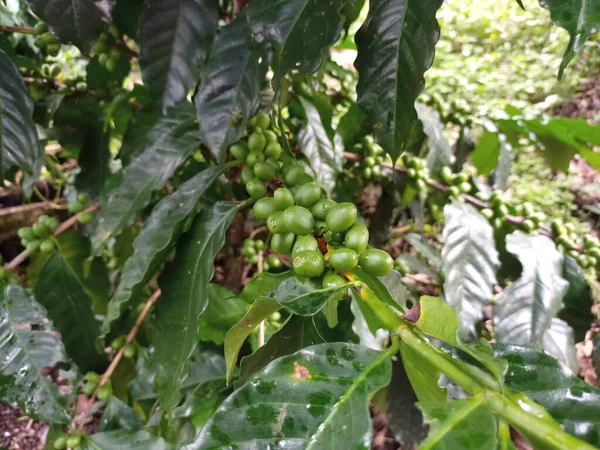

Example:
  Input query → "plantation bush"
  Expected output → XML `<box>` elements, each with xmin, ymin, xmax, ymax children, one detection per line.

<box><xmin>0</xmin><ymin>1</ymin><xmax>600</xmax><ymax>449</ymax></box>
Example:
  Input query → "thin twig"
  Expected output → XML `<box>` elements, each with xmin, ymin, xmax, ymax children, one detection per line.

<box><xmin>82</xmin><ymin>289</ymin><xmax>161</xmax><ymax>426</ymax></box>
<box><xmin>257</xmin><ymin>250</ymin><xmax>265</xmax><ymax>347</ymax></box>
<box><xmin>6</xmin><ymin>202</ymin><xmax>100</xmax><ymax>271</ymax></box>
<box><xmin>249</xmin><ymin>226</ymin><xmax>267</xmax><ymax>239</ymax></box>
<box><xmin>0</xmin><ymin>25</ymin><xmax>35</xmax><ymax>34</ymax></box>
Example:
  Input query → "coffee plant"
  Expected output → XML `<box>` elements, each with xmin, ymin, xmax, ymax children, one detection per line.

<box><xmin>1</xmin><ymin>0</ymin><xmax>600</xmax><ymax>449</ymax></box>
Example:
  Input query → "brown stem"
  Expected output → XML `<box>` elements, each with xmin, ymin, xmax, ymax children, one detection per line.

<box><xmin>6</xmin><ymin>202</ymin><xmax>101</xmax><ymax>271</ymax></box>
<box><xmin>0</xmin><ymin>25</ymin><xmax>35</xmax><ymax>34</ymax></box>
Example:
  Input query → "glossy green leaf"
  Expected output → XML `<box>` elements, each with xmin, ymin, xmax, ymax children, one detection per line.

<box><xmin>388</xmin><ymin>358</ymin><xmax>429</xmax><ymax>448</ymax></box>
<box><xmin>246</xmin><ymin>0</ymin><xmax>345</xmax><ymax>86</ymax></box>
<box><xmin>76</xmin><ymin>122</ymin><xmax>110</xmax><ymax>200</ymax></box>
<box><xmin>36</xmin><ymin>252</ymin><xmax>106</xmax><ymax>372</ymax></box>
<box><xmin>416</xmin><ymin>103</ymin><xmax>454</xmax><ymax>174</ymax></box>
<box><xmin>224</xmin><ymin>296</ymin><xmax>281</xmax><ymax>384</ymax></box>
<box><xmin>94</xmin><ymin>104</ymin><xmax>199</xmax><ymax>246</ymax></box>
<box><xmin>0</xmin><ymin>50</ymin><xmax>43</xmax><ymax>195</ymax></box>
<box><xmin>494</xmin><ymin>344</ymin><xmax>600</xmax><ymax>447</ymax></box>
<box><xmin>102</xmin><ymin>165</ymin><xmax>228</xmax><ymax>336</ymax></box>
<box><xmin>351</xmin><ymin>266</ymin><xmax>403</xmax><ymax>312</ymax></box>
<box><xmin>0</xmin><ymin>285</ymin><xmax>70</xmax><ymax>423</ymax></box>
<box><xmin>240</xmin><ymin>271</ymin><xmax>294</xmax><ymax>304</ymax></box>
<box><xmin>28</xmin><ymin>0</ymin><xmax>111</xmax><ymax>52</ymax></box>
<box><xmin>379</xmin><ymin>270</ymin><xmax>408</xmax><ymax>309</ymax></box>
<box><xmin>560</xmin><ymin>255</ymin><xmax>595</xmax><ymax>341</ymax></box>
<box><xmin>298</xmin><ymin>94</ymin><xmax>342</xmax><ymax>195</ymax></box>
<box><xmin>273</xmin><ymin>276</ymin><xmax>357</xmax><ymax>316</ymax></box>
<box><xmin>198</xmin><ymin>284</ymin><xmax>247</xmax><ymax>344</ymax></box>
<box><xmin>355</xmin><ymin>0</ymin><xmax>443</xmax><ymax>160</ymax></box>
<box><xmin>154</xmin><ymin>201</ymin><xmax>238</xmax><ymax>409</ymax></box>
<box><xmin>179</xmin><ymin>343</ymin><xmax>392</xmax><ymax>450</ymax></box>
<box><xmin>99</xmin><ymin>397</ymin><xmax>144</xmax><ymax>431</ymax></box>
<box><xmin>442</xmin><ymin>203</ymin><xmax>499</xmax><ymax>339</ymax></box>
<box><xmin>495</xmin><ymin>232</ymin><xmax>568</xmax><ymax>349</ymax></box>
<box><xmin>420</xmin><ymin>395</ymin><xmax>497</xmax><ymax>450</ymax></box>
<box><xmin>195</xmin><ymin>15</ymin><xmax>266</xmax><ymax>162</ymax></box>
<box><xmin>240</xmin><ymin>316</ymin><xmax>325</xmax><ymax>379</ymax></box>
<box><xmin>539</xmin><ymin>0</ymin><xmax>600</xmax><ymax>78</ymax></box>
<box><xmin>138</xmin><ymin>0</ymin><xmax>218</xmax><ymax>111</ymax></box>
<box><xmin>337</xmin><ymin>103</ymin><xmax>369</xmax><ymax>151</ymax></box>
<box><xmin>89</xmin><ymin>430</ymin><xmax>169</xmax><ymax>450</ymax></box>
<box><xmin>404</xmin><ymin>233</ymin><xmax>442</xmax><ymax>267</ymax></box>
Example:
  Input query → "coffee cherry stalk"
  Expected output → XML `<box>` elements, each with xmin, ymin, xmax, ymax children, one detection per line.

<box><xmin>233</xmin><ymin>112</ymin><xmax>395</xmax><ymax>295</ymax></box>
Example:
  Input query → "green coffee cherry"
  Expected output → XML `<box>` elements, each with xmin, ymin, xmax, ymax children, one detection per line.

<box><xmin>34</xmin><ymin>22</ymin><xmax>49</xmax><ymax>35</ymax></box>
<box><xmin>266</xmin><ymin>256</ymin><xmax>281</xmax><ymax>268</ymax></box>
<box><xmin>241</xmin><ymin>165</ymin><xmax>255</xmax><ymax>184</ymax></box>
<box><xmin>447</xmin><ymin>186</ymin><xmax>461</xmax><ymax>197</ymax></box>
<box><xmin>254</xmin><ymin>161</ymin><xmax>277</xmax><ymax>181</ymax></box>
<box><xmin>283</xmin><ymin>165</ymin><xmax>305</xmax><ymax>186</ymax></box>
<box><xmin>254</xmin><ymin>239</ymin><xmax>265</xmax><ymax>250</ymax></box>
<box><xmin>322</xmin><ymin>272</ymin><xmax>348</xmax><ymax>301</ymax></box>
<box><xmin>46</xmin><ymin>217</ymin><xmax>60</xmax><ymax>232</ymax></box>
<box><xmin>18</xmin><ymin>227</ymin><xmax>36</xmax><ymax>241</ymax></box>
<box><xmin>522</xmin><ymin>219</ymin><xmax>536</xmax><ymax>232</ymax></box>
<box><xmin>481</xmin><ymin>209</ymin><xmax>494</xmax><ymax>220</ymax></box>
<box><xmin>248</xmin><ymin>132</ymin><xmax>267</xmax><ymax>152</ymax></box>
<box><xmin>264</xmin><ymin>142</ymin><xmax>282</xmax><ymax>159</ymax></box>
<box><xmin>311</xmin><ymin>199</ymin><xmax>337</xmax><ymax>220</ymax></box>
<box><xmin>324</xmin><ymin>230</ymin><xmax>344</xmax><ymax>245</ymax></box>
<box><xmin>33</xmin><ymin>221</ymin><xmax>50</xmax><ymax>238</ymax></box>
<box><xmin>263</xmin><ymin>261</ymin><xmax>271</xmax><ymax>271</ymax></box>
<box><xmin>326</xmin><ymin>203</ymin><xmax>357</xmax><ymax>233</ymax></box>
<box><xmin>246</xmin><ymin>150</ymin><xmax>265</xmax><ymax>167</ymax></box>
<box><xmin>65</xmin><ymin>434</ymin><xmax>82</xmax><ymax>448</ymax></box>
<box><xmin>521</xmin><ymin>202</ymin><xmax>534</xmax><ymax>216</ymax></box>
<box><xmin>53</xmin><ymin>436</ymin><xmax>67</xmax><ymax>450</ymax></box>
<box><xmin>292</xmin><ymin>235</ymin><xmax>319</xmax><ymax>258</ymax></box>
<box><xmin>68</xmin><ymin>201</ymin><xmax>85</xmax><ymax>213</ymax></box>
<box><xmin>230</xmin><ymin>142</ymin><xmax>249</xmax><ymax>160</ymax></box>
<box><xmin>359</xmin><ymin>249</ymin><xmax>393</xmax><ymax>277</ymax></box>
<box><xmin>78</xmin><ymin>212</ymin><xmax>94</xmax><ymax>225</ymax></box>
<box><xmin>273</xmin><ymin>188</ymin><xmax>295</xmax><ymax>210</ymax></box>
<box><xmin>394</xmin><ymin>259</ymin><xmax>409</xmax><ymax>275</ymax></box>
<box><xmin>124</xmin><ymin>343</ymin><xmax>136</xmax><ymax>358</ymax></box>
<box><xmin>246</xmin><ymin>178</ymin><xmax>268</xmax><ymax>199</ymax></box>
<box><xmin>40</xmin><ymin>239</ymin><xmax>55</xmax><ymax>253</ymax></box>
<box><xmin>294</xmin><ymin>182</ymin><xmax>321</xmax><ymax>207</ymax></box>
<box><xmin>272</xmin><ymin>232</ymin><xmax>296</xmax><ymax>254</ymax></box>
<box><xmin>242</xmin><ymin>245</ymin><xmax>257</xmax><ymax>257</ymax></box>
<box><xmin>264</xmin><ymin>130</ymin><xmax>278</xmax><ymax>144</ymax></box>
<box><xmin>265</xmin><ymin>158</ymin><xmax>280</xmax><ymax>170</ymax></box>
<box><xmin>293</xmin><ymin>250</ymin><xmax>325</xmax><ymax>278</ymax></box>
<box><xmin>267</xmin><ymin>211</ymin><xmax>287</xmax><ymax>234</ymax></box>
<box><xmin>110</xmin><ymin>336</ymin><xmax>125</xmax><ymax>350</ymax></box>
<box><xmin>26</xmin><ymin>240</ymin><xmax>42</xmax><ymax>254</ymax></box>
<box><xmin>97</xmin><ymin>384</ymin><xmax>112</xmax><ymax>401</ymax></box>
<box><xmin>282</xmin><ymin>206</ymin><xmax>314</xmax><ymax>235</ymax></box>
<box><xmin>86</xmin><ymin>371</ymin><xmax>101</xmax><ymax>384</ymax></box>
<box><xmin>248</xmin><ymin>254</ymin><xmax>259</xmax><ymax>264</ymax></box>
<box><xmin>459</xmin><ymin>182</ymin><xmax>471</xmax><ymax>193</ymax></box>
<box><xmin>253</xmin><ymin>198</ymin><xmax>279</xmax><ymax>219</ymax></box>
<box><xmin>82</xmin><ymin>381</ymin><xmax>96</xmax><ymax>396</ymax></box>
<box><xmin>329</xmin><ymin>248</ymin><xmax>358</xmax><ymax>271</ymax></box>
<box><xmin>254</xmin><ymin>112</ymin><xmax>271</xmax><ymax>131</ymax></box>
<box><xmin>440</xmin><ymin>166</ymin><xmax>454</xmax><ymax>183</ymax></box>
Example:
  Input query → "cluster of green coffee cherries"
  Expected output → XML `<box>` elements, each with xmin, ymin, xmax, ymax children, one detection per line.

<box><xmin>91</xmin><ymin>25</ymin><xmax>122</xmax><ymax>72</ymax></box>
<box><xmin>81</xmin><ymin>371</ymin><xmax>112</xmax><ymax>399</ymax></box>
<box><xmin>231</xmin><ymin>113</ymin><xmax>395</xmax><ymax>289</ymax></box>
<box><xmin>32</xmin><ymin>22</ymin><xmax>61</xmax><ymax>56</ymax></box>
<box><xmin>241</xmin><ymin>239</ymin><xmax>282</xmax><ymax>272</ymax></box>
<box><xmin>110</xmin><ymin>335</ymin><xmax>137</xmax><ymax>358</ymax></box>
<box><xmin>52</xmin><ymin>430</ymin><xmax>83</xmax><ymax>450</ymax></box>
<box><xmin>439</xmin><ymin>166</ymin><xmax>473</xmax><ymax>197</ymax></box>
<box><xmin>17</xmin><ymin>215</ymin><xmax>60</xmax><ymax>255</ymax></box>
<box><xmin>351</xmin><ymin>136</ymin><xmax>388</xmax><ymax>181</ymax></box>
<box><xmin>553</xmin><ymin>221</ymin><xmax>600</xmax><ymax>269</ymax></box>
<box><xmin>68</xmin><ymin>193</ymin><xmax>95</xmax><ymax>224</ymax></box>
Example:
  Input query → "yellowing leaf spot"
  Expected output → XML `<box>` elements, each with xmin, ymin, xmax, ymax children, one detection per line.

<box><xmin>293</xmin><ymin>361</ymin><xmax>311</xmax><ymax>380</ymax></box>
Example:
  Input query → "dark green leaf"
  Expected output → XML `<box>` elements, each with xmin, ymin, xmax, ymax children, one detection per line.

<box><xmin>0</xmin><ymin>285</ymin><xmax>70</xmax><ymax>423</ymax></box>
<box><xmin>89</xmin><ymin>430</ymin><xmax>169</xmax><ymax>450</ymax></box>
<box><xmin>355</xmin><ymin>0</ymin><xmax>443</xmax><ymax>160</ymax></box>
<box><xmin>224</xmin><ymin>296</ymin><xmax>281</xmax><ymax>384</ymax></box>
<box><xmin>240</xmin><ymin>315</ymin><xmax>325</xmax><ymax>379</ymax></box>
<box><xmin>112</xmin><ymin>0</ymin><xmax>142</xmax><ymax>38</ymax></box>
<box><xmin>387</xmin><ymin>357</ymin><xmax>428</xmax><ymax>448</ymax></box>
<box><xmin>240</xmin><ymin>271</ymin><xmax>293</xmax><ymax>304</ymax></box>
<box><xmin>273</xmin><ymin>276</ymin><xmax>357</xmax><ymax>316</ymax></box>
<box><xmin>495</xmin><ymin>232</ymin><xmax>568</xmax><ymax>350</ymax></box>
<box><xmin>0</xmin><ymin>50</ymin><xmax>43</xmax><ymax>195</ymax></box>
<box><xmin>337</xmin><ymin>103</ymin><xmax>369</xmax><ymax>150</ymax></box>
<box><xmin>36</xmin><ymin>252</ymin><xmax>106</xmax><ymax>372</ymax></box>
<box><xmin>119</xmin><ymin>108</ymin><xmax>161</xmax><ymax>166</ymax></box>
<box><xmin>195</xmin><ymin>16</ymin><xmax>266</xmax><ymax>162</ymax></box>
<box><xmin>198</xmin><ymin>284</ymin><xmax>247</xmax><ymax>344</ymax></box>
<box><xmin>442</xmin><ymin>203</ymin><xmax>499</xmax><ymax>339</ymax></box>
<box><xmin>420</xmin><ymin>395</ymin><xmax>497</xmax><ymax>450</ymax></box>
<box><xmin>179</xmin><ymin>343</ymin><xmax>392</xmax><ymax>450</ymax></box>
<box><xmin>539</xmin><ymin>0</ymin><xmax>600</xmax><ymax>78</ymax></box>
<box><xmin>99</xmin><ymin>397</ymin><xmax>143</xmax><ymax>431</ymax></box>
<box><xmin>102</xmin><ymin>165</ymin><xmax>228</xmax><ymax>336</ymax></box>
<box><xmin>154</xmin><ymin>201</ymin><xmax>238</xmax><ymax>409</ymax></box>
<box><xmin>298</xmin><ymin>94</ymin><xmax>342</xmax><ymax>195</ymax></box>
<box><xmin>76</xmin><ymin>122</ymin><xmax>110</xmax><ymax>200</ymax></box>
<box><xmin>138</xmin><ymin>0</ymin><xmax>218</xmax><ymax>110</ymax></box>
<box><xmin>560</xmin><ymin>255</ymin><xmax>594</xmax><ymax>342</ymax></box>
<box><xmin>494</xmin><ymin>343</ymin><xmax>600</xmax><ymax>447</ymax></box>
<box><xmin>416</xmin><ymin>103</ymin><xmax>454</xmax><ymax>174</ymax></box>
<box><xmin>28</xmin><ymin>0</ymin><xmax>111</xmax><ymax>52</ymax></box>
<box><xmin>404</xmin><ymin>233</ymin><xmax>442</xmax><ymax>267</ymax></box>
<box><xmin>246</xmin><ymin>0</ymin><xmax>345</xmax><ymax>86</ymax></box>
<box><xmin>93</xmin><ymin>104</ymin><xmax>199</xmax><ymax>246</ymax></box>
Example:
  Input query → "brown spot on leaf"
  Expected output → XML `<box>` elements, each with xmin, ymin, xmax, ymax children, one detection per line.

<box><xmin>293</xmin><ymin>361</ymin><xmax>311</xmax><ymax>380</ymax></box>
